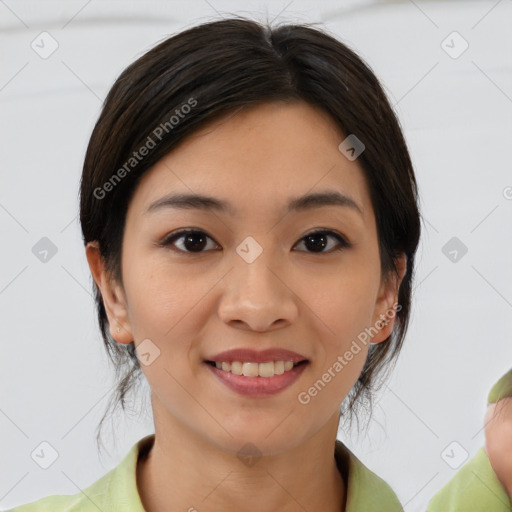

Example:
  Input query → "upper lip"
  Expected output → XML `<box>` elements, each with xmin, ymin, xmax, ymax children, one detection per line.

<box><xmin>206</xmin><ymin>348</ymin><xmax>309</xmax><ymax>364</ymax></box>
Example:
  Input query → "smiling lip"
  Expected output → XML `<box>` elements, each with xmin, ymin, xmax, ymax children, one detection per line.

<box><xmin>206</xmin><ymin>348</ymin><xmax>308</xmax><ymax>364</ymax></box>
<box><xmin>206</xmin><ymin>361</ymin><xmax>308</xmax><ymax>397</ymax></box>
<box><xmin>204</xmin><ymin>348</ymin><xmax>309</xmax><ymax>397</ymax></box>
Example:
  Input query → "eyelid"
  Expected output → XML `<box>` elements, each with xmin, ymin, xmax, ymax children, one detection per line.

<box><xmin>158</xmin><ymin>228</ymin><xmax>220</xmax><ymax>251</ymax></box>
<box><xmin>296</xmin><ymin>228</ymin><xmax>351</xmax><ymax>253</ymax></box>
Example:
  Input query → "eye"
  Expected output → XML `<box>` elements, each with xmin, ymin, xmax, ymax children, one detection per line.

<box><xmin>293</xmin><ymin>229</ymin><xmax>351</xmax><ymax>254</ymax></box>
<box><xmin>159</xmin><ymin>228</ymin><xmax>350</xmax><ymax>255</ymax></box>
<box><xmin>159</xmin><ymin>229</ymin><xmax>220</xmax><ymax>253</ymax></box>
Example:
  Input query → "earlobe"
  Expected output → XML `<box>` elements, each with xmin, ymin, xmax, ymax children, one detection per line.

<box><xmin>370</xmin><ymin>314</ymin><xmax>394</xmax><ymax>345</ymax></box>
<box><xmin>85</xmin><ymin>241</ymin><xmax>133</xmax><ymax>344</ymax></box>
<box><xmin>370</xmin><ymin>253</ymin><xmax>407</xmax><ymax>344</ymax></box>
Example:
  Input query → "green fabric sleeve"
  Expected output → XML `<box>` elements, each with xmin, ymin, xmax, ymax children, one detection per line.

<box><xmin>427</xmin><ymin>447</ymin><xmax>512</xmax><ymax>511</ymax></box>
<box><xmin>428</xmin><ymin>368</ymin><xmax>512</xmax><ymax>511</ymax></box>
<box><xmin>488</xmin><ymin>368</ymin><xmax>512</xmax><ymax>404</ymax></box>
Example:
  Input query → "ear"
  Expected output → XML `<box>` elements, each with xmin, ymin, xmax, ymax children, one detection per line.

<box><xmin>85</xmin><ymin>241</ymin><xmax>133</xmax><ymax>344</ymax></box>
<box><xmin>369</xmin><ymin>253</ymin><xmax>407</xmax><ymax>344</ymax></box>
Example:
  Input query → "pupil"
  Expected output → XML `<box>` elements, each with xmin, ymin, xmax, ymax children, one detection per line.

<box><xmin>306</xmin><ymin>233</ymin><xmax>326</xmax><ymax>252</ymax></box>
<box><xmin>185</xmin><ymin>233</ymin><xmax>206</xmax><ymax>251</ymax></box>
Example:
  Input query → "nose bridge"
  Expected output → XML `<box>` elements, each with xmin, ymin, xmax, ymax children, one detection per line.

<box><xmin>218</xmin><ymin>235</ymin><xmax>296</xmax><ymax>330</ymax></box>
<box><xmin>233</xmin><ymin>236</ymin><xmax>281</xmax><ymax>299</ymax></box>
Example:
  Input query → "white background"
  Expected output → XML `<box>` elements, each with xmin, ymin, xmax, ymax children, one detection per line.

<box><xmin>1</xmin><ymin>1</ymin><xmax>511</xmax><ymax>511</ymax></box>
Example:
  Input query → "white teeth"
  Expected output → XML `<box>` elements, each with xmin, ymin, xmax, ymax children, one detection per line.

<box><xmin>274</xmin><ymin>361</ymin><xmax>285</xmax><ymax>375</ymax></box>
<box><xmin>258</xmin><ymin>361</ymin><xmax>274</xmax><ymax>378</ymax></box>
<box><xmin>230</xmin><ymin>361</ymin><xmax>243</xmax><ymax>375</ymax></box>
<box><xmin>212</xmin><ymin>360</ymin><xmax>301</xmax><ymax>377</ymax></box>
<box><xmin>242</xmin><ymin>362</ymin><xmax>259</xmax><ymax>377</ymax></box>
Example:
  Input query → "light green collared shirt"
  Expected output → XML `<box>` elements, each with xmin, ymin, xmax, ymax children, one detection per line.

<box><xmin>6</xmin><ymin>433</ymin><xmax>403</xmax><ymax>511</ymax></box>
<box><xmin>428</xmin><ymin>446</ymin><xmax>512</xmax><ymax>511</ymax></box>
<box><xmin>7</xmin><ymin>433</ymin><xmax>511</xmax><ymax>511</ymax></box>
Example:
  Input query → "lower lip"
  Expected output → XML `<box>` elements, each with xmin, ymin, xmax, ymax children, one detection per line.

<box><xmin>205</xmin><ymin>362</ymin><xmax>308</xmax><ymax>397</ymax></box>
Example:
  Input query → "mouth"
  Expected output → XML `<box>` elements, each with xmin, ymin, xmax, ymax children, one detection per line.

<box><xmin>205</xmin><ymin>359</ymin><xmax>309</xmax><ymax>378</ymax></box>
<box><xmin>203</xmin><ymin>348</ymin><xmax>310</xmax><ymax>397</ymax></box>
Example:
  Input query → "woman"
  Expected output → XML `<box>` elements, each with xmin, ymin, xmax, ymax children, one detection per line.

<box><xmin>6</xmin><ymin>17</ymin><xmax>510</xmax><ymax>512</ymax></box>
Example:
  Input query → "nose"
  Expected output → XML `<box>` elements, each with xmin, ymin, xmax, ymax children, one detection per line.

<box><xmin>218</xmin><ymin>249</ymin><xmax>298</xmax><ymax>332</ymax></box>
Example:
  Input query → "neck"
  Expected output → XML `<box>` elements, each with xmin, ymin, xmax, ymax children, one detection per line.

<box><xmin>137</xmin><ymin>414</ymin><xmax>347</xmax><ymax>512</ymax></box>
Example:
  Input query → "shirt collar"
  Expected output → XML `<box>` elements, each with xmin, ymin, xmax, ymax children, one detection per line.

<box><xmin>100</xmin><ymin>434</ymin><xmax>400</xmax><ymax>511</ymax></box>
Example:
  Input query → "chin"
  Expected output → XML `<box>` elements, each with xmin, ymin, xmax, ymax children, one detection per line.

<box><xmin>205</xmin><ymin>421</ymin><xmax>312</xmax><ymax>458</ymax></box>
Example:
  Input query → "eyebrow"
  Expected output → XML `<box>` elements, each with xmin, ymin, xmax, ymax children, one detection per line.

<box><xmin>145</xmin><ymin>190</ymin><xmax>363</xmax><ymax>217</ymax></box>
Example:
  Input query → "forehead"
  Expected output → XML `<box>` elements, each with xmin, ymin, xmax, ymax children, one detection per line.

<box><xmin>128</xmin><ymin>101</ymin><xmax>373</xmax><ymax>224</ymax></box>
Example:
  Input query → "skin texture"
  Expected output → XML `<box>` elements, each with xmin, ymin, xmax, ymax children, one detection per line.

<box><xmin>86</xmin><ymin>100</ymin><xmax>407</xmax><ymax>512</ymax></box>
<box><xmin>484</xmin><ymin>397</ymin><xmax>512</xmax><ymax>497</ymax></box>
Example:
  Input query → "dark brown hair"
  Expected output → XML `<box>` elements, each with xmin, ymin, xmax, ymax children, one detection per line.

<box><xmin>79</xmin><ymin>16</ymin><xmax>422</xmax><ymax>453</ymax></box>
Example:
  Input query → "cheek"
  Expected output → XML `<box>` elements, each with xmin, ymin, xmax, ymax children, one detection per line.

<box><xmin>124</xmin><ymin>254</ymin><xmax>200</xmax><ymax>336</ymax></box>
<box><xmin>299</xmin><ymin>266</ymin><xmax>379</xmax><ymax>342</ymax></box>
<box><xmin>123</xmin><ymin>259</ymin><xmax>218</xmax><ymax>374</ymax></box>
<box><xmin>295</xmin><ymin>263</ymin><xmax>377</xmax><ymax>396</ymax></box>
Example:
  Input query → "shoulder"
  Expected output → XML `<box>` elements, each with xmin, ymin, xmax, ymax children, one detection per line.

<box><xmin>335</xmin><ymin>440</ymin><xmax>402</xmax><ymax>511</ymax></box>
<box><xmin>428</xmin><ymin>447</ymin><xmax>512</xmax><ymax>512</ymax></box>
<box><xmin>4</xmin><ymin>435</ymin><xmax>154</xmax><ymax>512</ymax></box>
<box><xmin>3</xmin><ymin>493</ymin><xmax>93</xmax><ymax>512</ymax></box>
<box><xmin>4</xmin><ymin>468</ymin><xmax>116</xmax><ymax>512</ymax></box>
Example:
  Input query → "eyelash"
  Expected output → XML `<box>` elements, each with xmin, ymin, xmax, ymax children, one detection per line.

<box><xmin>158</xmin><ymin>228</ymin><xmax>351</xmax><ymax>255</ymax></box>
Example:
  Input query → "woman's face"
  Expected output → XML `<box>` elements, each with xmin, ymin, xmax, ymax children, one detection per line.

<box><xmin>88</xmin><ymin>100</ymin><xmax>405</xmax><ymax>455</ymax></box>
